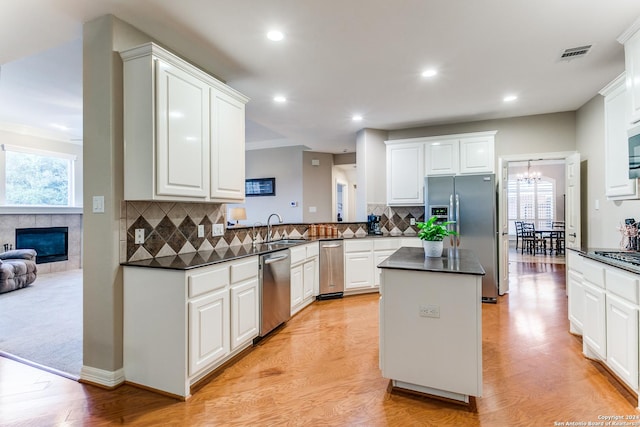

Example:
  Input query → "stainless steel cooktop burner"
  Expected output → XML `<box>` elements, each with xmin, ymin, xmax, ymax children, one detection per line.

<box><xmin>594</xmin><ymin>251</ymin><xmax>640</xmax><ymax>266</ymax></box>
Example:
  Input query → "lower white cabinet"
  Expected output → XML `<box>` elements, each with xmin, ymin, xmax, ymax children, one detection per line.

<box><xmin>290</xmin><ymin>242</ymin><xmax>319</xmax><ymax>315</ymax></box>
<box><xmin>230</xmin><ymin>277</ymin><xmax>259</xmax><ymax>351</ymax></box>
<box><xmin>189</xmin><ymin>285</ymin><xmax>229</xmax><ymax>376</ymax></box>
<box><xmin>123</xmin><ymin>255</ymin><xmax>259</xmax><ymax>398</ymax></box>
<box><xmin>582</xmin><ymin>280</ymin><xmax>607</xmax><ymax>359</ymax></box>
<box><xmin>606</xmin><ymin>293</ymin><xmax>639</xmax><ymax>390</ymax></box>
<box><xmin>344</xmin><ymin>238</ymin><xmax>418</xmax><ymax>294</ymax></box>
<box><xmin>567</xmin><ymin>251</ymin><xmax>640</xmax><ymax>397</ymax></box>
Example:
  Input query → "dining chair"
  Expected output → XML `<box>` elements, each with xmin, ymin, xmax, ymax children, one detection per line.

<box><xmin>514</xmin><ymin>221</ymin><xmax>524</xmax><ymax>250</ymax></box>
<box><xmin>521</xmin><ymin>222</ymin><xmax>547</xmax><ymax>255</ymax></box>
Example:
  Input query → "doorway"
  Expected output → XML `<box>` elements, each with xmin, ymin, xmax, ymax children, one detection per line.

<box><xmin>507</xmin><ymin>159</ymin><xmax>567</xmax><ymax>265</ymax></box>
<box><xmin>333</xmin><ymin>164</ymin><xmax>357</xmax><ymax>222</ymax></box>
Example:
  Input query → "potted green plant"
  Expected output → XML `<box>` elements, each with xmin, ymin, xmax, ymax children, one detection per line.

<box><xmin>416</xmin><ymin>216</ymin><xmax>458</xmax><ymax>257</ymax></box>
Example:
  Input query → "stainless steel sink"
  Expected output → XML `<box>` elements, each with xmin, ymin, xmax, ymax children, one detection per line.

<box><xmin>266</xmin><ymin>239</ymin><xmax>306</xmax><ymax>246</ymax></box>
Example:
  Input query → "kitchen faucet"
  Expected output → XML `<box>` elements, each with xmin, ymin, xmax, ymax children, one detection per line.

<box><xmin>266</xmin><ymin>213</ymin><xmax>283</xmax><ymax>242</ymax></box>
<box><xmin>252</xmin><ymin>222</ymin><xmax>262</xmax><ymax>247</ymax></box>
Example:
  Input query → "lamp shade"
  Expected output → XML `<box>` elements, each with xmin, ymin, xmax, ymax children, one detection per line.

<box><xmin>229</xmin><ymin>207</ymin><xmax>247</xmax><ymax>223</ymax></box>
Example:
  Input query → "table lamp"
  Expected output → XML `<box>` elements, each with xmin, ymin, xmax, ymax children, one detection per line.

<box><xmin>229</xmin><ymin>207</ymin><xmax>247</xmax><ymax>225</ymax></box>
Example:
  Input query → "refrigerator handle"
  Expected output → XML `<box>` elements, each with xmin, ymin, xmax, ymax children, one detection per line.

<box><xmin>449</xmin><ymin>194</ymin><xmax>455</xmax><ymax>246</ymax></box>
<box><xmin>455</xmin><ymin>193</ymin><xmax>461</xmax><ymax>247</ymax></box>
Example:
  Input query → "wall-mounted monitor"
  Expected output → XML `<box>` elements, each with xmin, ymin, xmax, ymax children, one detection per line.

<box><xmin>245</xmin><ymin>177</ymin><xmax>276</xmax><ymax>197</ymax></box>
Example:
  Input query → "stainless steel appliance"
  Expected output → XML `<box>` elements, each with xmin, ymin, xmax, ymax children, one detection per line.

<box><xmin>318</xmin><ymin>240</ymin><xmax>344</xmax><ymax>299</ymax></box>
<box><xmin>593</xmin><ymin>251</ymin><xmax>640</xmax><ymax>267</ymax></box>
<box><xmin>628</xmin><ymin>122</ymin><xmax>640</xmax><ymax>179</ymax></box>
<box><xmin>259</xmin><ymin>249</ymin><xmax>291</xmax><ymax>337</ymax></box>
<box><xmin>367</xmin><ymin>214</ymin><xmax>382</xmax><ymax>235</ymax></box>
<box><xmin>425</xmin><ymin>174</ymin><xmax>498</xmax><ymax>303</ymax></box>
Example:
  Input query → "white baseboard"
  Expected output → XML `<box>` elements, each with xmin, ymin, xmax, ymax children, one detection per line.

<box><xmin>80</xmin><ymin>365</ymin><xmax>125</xmax><ymax>388</ymax></box>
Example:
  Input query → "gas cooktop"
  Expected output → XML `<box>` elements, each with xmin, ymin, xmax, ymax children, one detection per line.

<box><xmin>593</xmin><ymin>251</ymin><xmax>640</xmax><ymax>266</ymax></box>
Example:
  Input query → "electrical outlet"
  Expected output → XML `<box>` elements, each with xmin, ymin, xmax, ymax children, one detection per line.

<box><xmin>197</xmin><ymin>224</ymin><xmax>205</xmax><ymax>238</ymax></box>
<box><xmin>212</xmin><ymin>224</ymin><xmax>224</xmax><ymax>236</ymax></box>
<box><xmin>410</xmin><ymin>218</ymin><xmax>416</xmax><ymax>225</ymax></box>
<box><xmin>135</xmin><ymin>229</ymin><xmax>145</xmax><ymax>244</ymax></box>
<box><xmin>419</xmin><ymin>304</ymin><xmax>440</xmax><ymax>318</ymax></box>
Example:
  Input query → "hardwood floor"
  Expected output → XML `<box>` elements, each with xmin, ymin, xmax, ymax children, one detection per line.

<box><xmin>1</xmin><ymin>262</ymin><xmax>637</xmax><ymax>426</ymax></box>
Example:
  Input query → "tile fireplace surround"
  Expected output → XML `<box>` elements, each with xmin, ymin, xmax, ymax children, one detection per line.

<box><xmin>122</xmin><ymin>201</ymin><xmax>425</xmax><ymax>263</ymax></box>
<box><xmin>0</xmin><ymin>214</ymin><xmax>82</xmax><ymax>273</ymax></box>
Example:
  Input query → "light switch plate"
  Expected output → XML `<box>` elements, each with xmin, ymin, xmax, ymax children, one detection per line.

<box><xmin>212</xmin><ymin>224</ymin><xmax>224</xmax><ymax>236</ymax></box>
<box><xmin>92</xmin><ymin>196</ymin><xmax>104</xmax><ymax>214</ymax></box>
<box><xmin>197</xmin><ymin>224</ymin><xmax>205</xmax><ymax>238</ymax></box>
<box><xmin>410</xmin><ymin>218</ymin><xmax>416</xmax><ymax>225</ymax></box>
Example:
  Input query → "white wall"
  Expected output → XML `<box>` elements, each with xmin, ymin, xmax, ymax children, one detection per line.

<box><xmin>576</xmin><ymin>94</ymin><xmax>640</xmax><ymax>248</ymax></box>
<box><xmin>233</xmin><ymin>146</ymin><xmax>305</xmax><ymax>225</ymax></box>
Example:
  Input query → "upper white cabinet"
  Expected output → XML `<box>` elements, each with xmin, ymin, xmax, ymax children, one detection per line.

<box><xmin>386</xmin><ymin>141</ymin><xmax>424</xmax><ymax>205</ymax></box>
<box><xmin>600</xmin><ymin>74</ymin><xmax>639</xmax><ymax>200</ymax></box>
<box><xmin>120</xmin><ymin>43</ymin><xmax>249</xmax><ymax>202</ymax></box>
<box><xmin>425</xmin><ymin>132</ymin><xmax>496</xmax><ymax>175</ymax></box>
<box><xmin>619</xmin><ymin>18</ymin><xmax>640</xmax><ymax>125</ymax></box>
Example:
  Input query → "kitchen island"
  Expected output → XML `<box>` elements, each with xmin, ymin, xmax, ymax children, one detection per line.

<box><xmin>378</xmin><ymin>247</ymin><xmax>484</xmax><ymax>408</ymax></box>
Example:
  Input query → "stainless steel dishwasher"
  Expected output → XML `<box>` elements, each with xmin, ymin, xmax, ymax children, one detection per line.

<box><xmin>318</xmin><ymin>239</ymin><xmax>344</xmax><ymax>299</ymax></box>
<box><xmin>259</xmin><ymin>249</ymin><xmax>291</xmax><ymax>338</ymax></box>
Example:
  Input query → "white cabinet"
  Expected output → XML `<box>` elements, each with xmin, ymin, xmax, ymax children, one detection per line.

<box><xmin>459</xmin><ymin>135</ymin><xmax>495</xmax><ymax>174</ymax></box>
<box><xmin>123</xmin><ymin>256</ymin><xmax>259</xmax><ymax>398</ymax></box>
<box><xmin>189</xmin><ymin>286</ymin><xmax>229</xmax><ymax>376</ymax></box>
<box><xmin>620</xmin><ymin>18</ymin><xmax>640</xmax><ymax>125</ymax></box>
<box><xmin>290</xmin><ymin>264</ymin><xmax>303</xmax><ymax>310</ymax></box>
<box><xmin>425</xmin><ymin>140</ymin><xmax>458</xmax><ymax>175</ymax></box>
<box><xmin>582</xmin><ymin>280</ymin><xmax>607</xmax><ymax>359</ymax></box>
<box><xmin>344</xmin><ymin>240</ymin><xmax>375</xmax><ymax>292</ymax></box>
<box><xmin>386</xmin><ymin>141</ymin><xmax>424</xmax><ymax>206</ymax></box>
<box><xmin>120</xmin><ymin>42</ymin><xmax>249</xmax><ymax>202</ymax></box>
<box><xmin>290</xmin><ymin>242</ymin><xmax>319</xmax><ymax>315</ymax></box>
<box><xmin>567</xmin><ymin>250</ymin><xmax>584</xmax><ymax>335</ymax></box>
<box><xmin>344</xmin><ymin>238</ymin><xmax>408</xmax><ymax>293</ymax></box>
<box><xmin>229</xmin><ymin>259</ymin><xmax>259</xmax><ymax>352</ymax></box>
<box><xmin>600</xmin><ymin>74</ymin><xmax>639</xmax><ymax>200</ymax></box>
<box><xmin>424</xmin><ymin>132</ymin><xmax>496</xmax><ymax>176</ymax></box>
<box><xmin>606</xmin><ymin>293</ymin><xmax>639</xmax><ymax>390</ymax></box>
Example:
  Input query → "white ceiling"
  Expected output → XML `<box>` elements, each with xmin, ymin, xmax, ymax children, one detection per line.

<box><xmin>1</xmin><ymin>1</ymin><xmax>640</xmax><ymax>153</ymax></box>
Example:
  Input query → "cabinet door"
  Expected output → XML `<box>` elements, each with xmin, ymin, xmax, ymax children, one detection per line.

<box><xmin>583</xmin><ymin>281</ymin><xmax>607</xmax><ymax>359</ymax></box>
<box><xmin>303</xmin><ymin>260</ymin><xmax>316</xmax><ymax>300</ymax></box>
<box><xmin>291</xmin><ymin>264</ymin><xmax>303</xmax><ymax>313</ymax></box>
<box><xmin>567</xmin><ymin>270</ymin><xmax>585</xmax><ymax>334</ymax></box>
<box><xmin>188</xmin><ymin>287</ymin><xmax>229</xmax><ymax>376</ymax></box>
<box><xmin>603</xmin><ymin>75</ymin><xmax>638</xmax><ymax>199</ymax></box>
<box><xmin>210</xmin><ymin>89</ymin><xmax>246</xmax><ymax>201</ymax></box>
<box><xmin>374</xmin><ymin>250</ymin><xmax>395</xmax><ymax>287</ymax></box>
<box><xmin>606</xmin><ymin>294</ymin><xmax>639</xmax><ymax>390</ymax></box>
<box><xmin>345</xmin><ymin>252</ymin><xmax>374</xmax><ymax>290</ymax></box>
<box><xmin>156</xmin><ymin>59</ymin><xmax>210</xmax><ymax>198</ymax></box>
<box><xmin>459</xmin><ymin>136</ymin><xmax>494</xmax><ymax>174</ymax></box>
<box><xmin>425</xmin><ymin>140</ymin><xmax>459</xmax><ymax>175</ymax></box>
<box><xmin>230</xmin><ymin>278</ymin><xmax>259</xmax><ymax>351</ymax></box>
<box><xmin>625</xmin><ymin>30</ymin><xmax>640</xmax><ymax>125</ymax></box>
<box><xmin>386</xmin><ymin>142</ymin><xmax>424</xmax><ymax>205</ymax></box>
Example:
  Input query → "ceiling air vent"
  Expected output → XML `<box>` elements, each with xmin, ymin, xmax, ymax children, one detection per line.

<box><xmin>559</xmin><ymin>45</ymin><xmax>592</xmax><ymax>61</ymax></box>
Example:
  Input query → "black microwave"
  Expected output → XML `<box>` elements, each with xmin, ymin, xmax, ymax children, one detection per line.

<box><xmin>629</xmin><ymin>123</ymin><xmax>640</xmax><ymax>179</ymax></box>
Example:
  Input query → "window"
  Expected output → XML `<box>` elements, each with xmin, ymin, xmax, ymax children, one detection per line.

<box><xmin>508</xmin><ymin>177</ymin><xmax>555</xmax><ymax>234</ymax></box>
<box><xmin>2</xmin><ymin>144</ymin><xmax>76</xmax><ymax>207</ymax></box>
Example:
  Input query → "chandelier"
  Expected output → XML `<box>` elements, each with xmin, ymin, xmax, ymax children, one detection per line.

<box><xmin>517</xmin><ymin>160</ymin><xmax>541</xmax><ymax>184</ymax></box>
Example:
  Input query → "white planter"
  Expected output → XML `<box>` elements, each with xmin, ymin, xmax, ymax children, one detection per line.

<box><xmin>423</xmin><ymin>240</ymin><xmax>444</xmax><ymax>258</ymax></box>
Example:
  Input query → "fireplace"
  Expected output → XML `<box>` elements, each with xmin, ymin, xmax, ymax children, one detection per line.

<box><xmin>15</xmin><ymin>227</ymin><xmax>69</xmax><ymax>264</ymax></box>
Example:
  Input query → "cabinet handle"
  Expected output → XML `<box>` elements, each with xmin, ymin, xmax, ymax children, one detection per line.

<box><xmin>322</xmin><ymin>244</ymin><xmax>341</xmax><ymax>248</ymax></box>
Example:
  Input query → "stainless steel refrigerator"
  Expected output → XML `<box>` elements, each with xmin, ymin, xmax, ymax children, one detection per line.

<box><xmin>425</xmin><ymin>174</ymin><xmax>498</xmax><ymax>303</ymax></box>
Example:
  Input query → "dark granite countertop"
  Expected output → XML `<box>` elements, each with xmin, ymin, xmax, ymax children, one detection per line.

<box><xmin>377</xmin><ymin>247</ymin><xmax>485</xmax><ymax>276</ymax></box>
<box><xmin>568</xmin><ymin>246</ymin><xmax>640</xmax><ymax>275</ymax></box>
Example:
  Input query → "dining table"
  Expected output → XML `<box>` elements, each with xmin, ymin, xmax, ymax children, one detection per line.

<box><xmin>534</xmin><ymin>226</ymin><xmax>565</xmax><ymax>255</ymax></box>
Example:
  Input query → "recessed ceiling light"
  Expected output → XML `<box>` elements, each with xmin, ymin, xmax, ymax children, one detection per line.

<box><xmin>504</xmin><ymin>95</ymin><xmax>518</xmax><ymax>102</ymax></box>
<box><xmin>267</xmin><ymin>30</ymin><xmax>284</xmax><ymax>41</ymax></box>
<box><xmin>352</xmin><ymin>115</ymin><xmax>363</xmax><ymax>122</ymax></box>
<box><xmin>50</xmin><ymin>123</ymin><xmax>69</xmax><ymax>131</ymax></box>
<box><xmin>421</xmin><ymin>69</ymin><xmax>437</xmax><ymax>78</ymax></box>
<box><xmin>274</xmin><ymin>95</ymin><xmax>287</xmax><ymax>103</ymax></box>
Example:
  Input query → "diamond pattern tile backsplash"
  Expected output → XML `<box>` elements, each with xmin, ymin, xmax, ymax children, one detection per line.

<box><xmin>121</xmin><ymin>201</ymin><xmax>425</xmax><ymax>262</ymax></box>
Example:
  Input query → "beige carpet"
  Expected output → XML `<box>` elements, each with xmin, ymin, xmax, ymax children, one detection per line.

<box><xmin>0</xmin><ymin>269</ymin><xmax>82</xmax><ymax>379</ymax></box>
